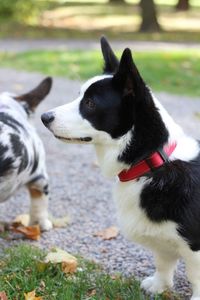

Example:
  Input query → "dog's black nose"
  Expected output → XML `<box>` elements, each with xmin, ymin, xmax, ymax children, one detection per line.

<box><xmin>41</xmin><ymin>112</ymin><xmax>55</xmax><ymax>127</ymax></box>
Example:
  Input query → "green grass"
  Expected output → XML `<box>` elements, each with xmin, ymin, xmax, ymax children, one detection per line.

<box><xmin>1</xmin><ymin>50</ymin><xmax>200</xmax><ymax>97</ymax></box>
<box><xmin>0</xmin><ymin>243</ymin><xmax>177</xmax><ymax>300</ymax></box>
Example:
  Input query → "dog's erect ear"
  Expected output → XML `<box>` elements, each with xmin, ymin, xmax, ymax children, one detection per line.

<box><xmin>113</xmin><ymin>48</ymin><xmax>144</xmax><ymax>98</ymax></box>
<box><xmin>100</xmin><ymin>36</ymin><xmax>119</xmax><ymax>74</ymax></box>
<box><xmin>15</xmin><ymin>77</ymin><xmax>52</xmax><ymax>112</ymax></box>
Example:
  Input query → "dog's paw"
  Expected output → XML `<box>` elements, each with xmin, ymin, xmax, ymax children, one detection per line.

<box><xmin>39</xmin><ymin>219</ymin><xmax>53</xmax><ymax>231</ymax></box>
<box><xmin>141</xmin><ymin>276</ymin><xmax>168</xmax><ymax>294</ymax></box>
<box><xmin>30</xmin><ymin>218</ymin><xmax>53</xmax><ymax>231</ymax></box>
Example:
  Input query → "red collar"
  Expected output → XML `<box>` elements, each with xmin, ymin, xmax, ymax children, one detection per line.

<box><xmin>118</xmin><ymin>142</ymin><xmax>177</xmax><ymax>182</ymax></box>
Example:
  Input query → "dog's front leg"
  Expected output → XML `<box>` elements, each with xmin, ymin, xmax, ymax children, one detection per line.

<box><xmin>141</xmin><ymin>250</ymin><xmax>178</xmax><ymax>294</ymax></box>
<box><xmin>27</xmin><ymin>177</ymin><xmax>52</xmax><ymax>231</ymax></box>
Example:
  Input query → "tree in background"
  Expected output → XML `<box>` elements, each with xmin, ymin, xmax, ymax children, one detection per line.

<box><xmin>139</xmin><ymin>0</ymin><xmax>161</xmax><ymax>32</ymax></box>
<box><xmin>176</xmin><ymin>0</ymin><xmax>190</xmax><ymax>11</ymax></box>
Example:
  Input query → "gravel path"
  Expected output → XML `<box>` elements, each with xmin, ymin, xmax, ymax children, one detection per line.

<box><xmin>0</xmin><ymin>68</ymin><xmax>199</xmax><ymax>299</ymax></box>
<box><xmin>1</xmin><ymin>38</ymin><xmax>200</xmax><ymax>53</ymax></box>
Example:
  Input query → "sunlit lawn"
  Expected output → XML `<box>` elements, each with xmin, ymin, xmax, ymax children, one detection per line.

<box><xmin>0</xmin><ymin>50</ymin><xmax>200</xmax><ymax>97</ymax></box>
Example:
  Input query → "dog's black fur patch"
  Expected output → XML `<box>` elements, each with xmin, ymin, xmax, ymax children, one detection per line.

<box><xmin>140</xmin><ymin>148</ymin><xmax>200</xmax><ymax>251</ymax></box>
<box><xmin>80</xmin><ymin>77</ymin><xmax>135</xmax><ymax>139</ymax></box>
<box><xmin>80</xmin><ymin>48</ymin><xmax>169</xmax><ymax>165</ymax></box>
<box><xmin>30</xmin><ymin>145</ymin><xmax>39</xmax><ymax>175</ymax></box>
<box><xmin>0</xmin><ymin>143</ymin><xmax>14</xmax><ymax>176</ymax></box>
<box><xmin>10</xmin><ymin>134</ymin><xmax>29</xmax><ymax>174</ymax></box>
<box><xmin>0</xmin><ymin>112</ymin><xmax>26</xmax><ymax>134</ymax></box>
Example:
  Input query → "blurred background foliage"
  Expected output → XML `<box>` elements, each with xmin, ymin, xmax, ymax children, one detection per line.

<box><xmin>0</xmin><ymin>0</ymin><xmax>45</xmax><ymax>22</ymax></box>
<box><xmin>0</xmin><ymin>0</ymin><xmax>199</xmax><ymax>41</ymax></box>
<box><xmin>0</xmin><ymin>0</ymin><xmax>199</xmax><ymax>96</ymax></box>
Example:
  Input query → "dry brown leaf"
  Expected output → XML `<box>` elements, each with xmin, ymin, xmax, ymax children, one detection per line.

<box><xmin>61</xmin><ymin>260</ymin><xmax>77</xmax><ymax>274</ymax></box>
<box><xmin>93</xmin><ymin>226</ymin><xmax>119</xmax><ymax>240</ymax></box>
<box><xmin>14</xmin><ymin>214</ymin><xmax>30</xmax><ymax>226</ymax></box>
<box><xmin>44</xmin><ymin>248</ymin><xmax>77</xmax><ymax>274</ymax></box>
<box><xmin>24</xmin><ymin>290</ymin><xmax>42</xmax><ymax>300</ymax></box>
<box><xmin>87</xmin><ymin>289</ymin><xmax>96</xmax><ymax>297</ymax></box>
<box><xmin>0</xmin><ymin>291</ymin><xmax>8</xmax><ymax>300</ymax></box>
<box><xmin>12</xmin><ymin>223</ymin><xmax>41</xmax><ymax>240</ymax></box>
<box><xmin>14</xmin><ymin>83</ymin><xmax>24</xmax><ymax>92</ymax></box>
<box><xmin>39</xmin><ymin>280</ymin><xmax>45</xmax><ymax>289</ymax></box>
<box><xmin>49</xmin><ymin>215</ymin><xmax>70</xmax><ymax>228</ymax></box>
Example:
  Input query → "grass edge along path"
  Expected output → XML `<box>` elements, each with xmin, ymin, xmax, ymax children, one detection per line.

<box><xmin>0</xmin><ymin>243</ymin><xmax>180</xmax><ymax>300</ymax></box>
<box><xmin>0</xmin><ymin>50</ymin><xmax>200</xmax><ymax>98</ymax></box>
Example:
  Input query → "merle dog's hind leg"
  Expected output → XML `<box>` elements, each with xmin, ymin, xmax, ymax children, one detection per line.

<box><xmin>27</xmin><ymin>175</ymin><xmax>52</xmax><ymax>231</ymax></box>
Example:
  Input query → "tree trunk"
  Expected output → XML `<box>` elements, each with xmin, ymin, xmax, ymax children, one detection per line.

<box><xmin>176</xmin><ymin>0</ymin><xmax>190</xmax><ymax>11</ymax></box>
<box><xmin>139</xmin><ymin>0</ymin><xmax>161</xmax><ymax>32</ymax></box>
<box><xmin>109</xmin><ymin>0</ymin><xmax>125</xmax><ymax>3</ymax></box>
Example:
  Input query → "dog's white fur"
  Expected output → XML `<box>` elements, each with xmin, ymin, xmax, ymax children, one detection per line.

<box><xmin>48</xmin><ymin>75</ymin><xmax>200</xmax><ymax>299</ymax></box>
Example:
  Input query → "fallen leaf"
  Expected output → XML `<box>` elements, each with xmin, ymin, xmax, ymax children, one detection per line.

<box><xmin>93</xmin><ymin>226</ymin><xmax>119</xmax><ymax>240</ymax></box>
<box><xmin>0</xmin><ymin>291</ymin><xmax>8</xmax><ymax>300</ymax></box>
<box><xmin>61</xmin><ymin>260</ymin><xmax>77</xmax><ymax>274</ymax></box>
<box><xmin>194</xmin><ymin>112</ymin><xmax>200</xmax><ymax>120</ymax></box>
<box><xmin>24</xmin><ymin>290</ymin><xmax>42</xmax><ymax>300</ymax></box>
<box><xmin>44</xmin><ymin>248</ymin><xmax>77</xmax><ymax>274</ymax></box>
<box><xmin>49</xmin><ymin>215</ymin><xmax>70</xmax><ymax>228</ymax></box>
<box><xmin>162</xmin><ymin>291</ymin><xmax>179</xmax><ymax>300</ymax></box>
<box><xmin>0</xmin><ymin>223</ymin><xmax>5</xmax><ymax>233</ymax></box>
<box><xmin>101</xmin><ymin>248</ymin><xmax>108</xmax><ymax>253</ymax></box>
<box><xmin>14</xmin><ymin>214</ymin><xmax>30</xmax><ymax>226</ymax></box>
<box><xmin>36</xmin><ymin>261</ymin><xmax>48</xmax><ymax>273</ymax></box>
<box><xmin>38</xmin><ymin>280</ymin><xmax>46</xmax><ymax>292</ymax></box>
<box><xmin>12</xmin><ymin>223</ymin><xmax>40</xmax><ymax>240</ymax></box>
<box><xmin>111</xmin><ymin>275</ymin><xmax>118</xmax><ymax>280</ymax></box>
<box><xmin>14</xmin><ymin>83</ymin><xmax>24</xmax><ymax>92</ymax></box>
<box><xmin>87</xmin><ymin>289</ymin><xmax>96</xmax><ymax>297</ymax></box>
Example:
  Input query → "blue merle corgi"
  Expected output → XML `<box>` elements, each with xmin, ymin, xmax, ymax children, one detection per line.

<box><xmin>41</xmin><ymin>38</ymin><xmax>200</xmax><ymax>299</ymax></box>
<box><xmin>0</xmin><ymin>77</ymin><xmax>52</xmax><ymax>231</ymax></box>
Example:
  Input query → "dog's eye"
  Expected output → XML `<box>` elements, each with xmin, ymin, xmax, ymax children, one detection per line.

<box><xmin>85</xmin><ymin>98</ymin><xmax>95</xmax><ymax>109</ymax></box>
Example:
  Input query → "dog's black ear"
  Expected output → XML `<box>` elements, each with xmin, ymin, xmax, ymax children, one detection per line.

<box><xmin>113</xmin><ymin>48</ymin><xmax>144</xmax><ymax>98</ymax></box>
<box><xmin>100</xmin><ymin>36</ymin><xmax>119</xmax><ymax>74</ymax></box>
<box><xmin>15</xmin><ymin>77</ymin><xmax>52</xmax><ymax>112</ymax></box>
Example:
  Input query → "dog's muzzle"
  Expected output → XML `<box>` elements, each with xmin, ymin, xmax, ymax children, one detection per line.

<box><xmin>41</xmin><ymin>112</ymin><xmax>55</xmax><ymax>127</ymax></box>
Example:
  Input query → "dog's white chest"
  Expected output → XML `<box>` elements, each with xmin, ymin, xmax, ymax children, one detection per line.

<box><xmin>114</xmin><ymin>178</ymin><xmax>180</xmax><ymax>251</ymax></box>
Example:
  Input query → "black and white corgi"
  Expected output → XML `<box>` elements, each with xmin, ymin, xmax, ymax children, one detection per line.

<box><xmin>41</xmin><ymin>38</ymin><xmax>200</xmax><ymax>299</ymax></box>
<box><xmin>0</xmin><ymin>77</ymin><xmax>53</xmax><ymax>231</ymax></box>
